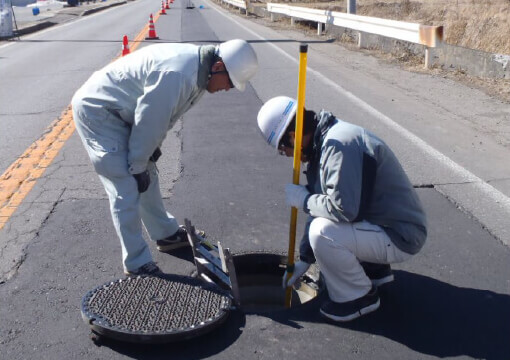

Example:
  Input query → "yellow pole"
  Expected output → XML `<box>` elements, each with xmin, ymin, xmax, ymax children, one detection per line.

<box><xmin>285</xmin><ymin>43</ymin><xmax>308</xmax><ymax>308</ymax></box>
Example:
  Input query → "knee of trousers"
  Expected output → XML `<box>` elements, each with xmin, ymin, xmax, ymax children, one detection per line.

<box><xmin>308</xmin><ymin>217</ymin><xmax>354</xmax><ymax>259</ymax></box>
<box><xmin>308</xmin><ymin>217</ymin><xmax>334</xmax><ymax>254</ymax></box>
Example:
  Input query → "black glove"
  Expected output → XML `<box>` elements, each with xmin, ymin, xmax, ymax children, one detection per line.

<box><xmin>150</xmin><ymin>147</ymin><xmax>162</xmax><ymax>163</ymax></box>
<box><xmin>133</xmin><ymin>170</ymin><xmax>150</xmax><ymax>193</ymax></box>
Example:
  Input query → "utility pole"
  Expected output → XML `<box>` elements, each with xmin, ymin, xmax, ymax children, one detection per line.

<box><xmin>0</xmin><ymin>0</ymin><xmax>14</xmax><ymax>38</ymax></box>
<box><xmin>347</xmin><ymin>0</ymin><xmax>356</xmax><ymax>14</ymax></box>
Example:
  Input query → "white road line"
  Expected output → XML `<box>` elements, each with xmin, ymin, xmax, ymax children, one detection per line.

<box><xmin>208</xmin><ymin>0</ymin><xmax>510</xmax><ymax>212</ymax></box>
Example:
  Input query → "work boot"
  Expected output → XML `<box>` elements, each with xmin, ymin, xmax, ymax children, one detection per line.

<box><xmin>156</xmin><ymin>227</ymin><xmax>191</xmax><ymax>252</ymax></box>
<box><xmin>125</xmin><ymin>261</ymin><xmax>162</xmax><ymax>277</ymax></box>
<box><xmin>360</xmin><ymin>262</ymin><xmax>394</xmax><ymax>287</ymax></box>
<box><xmin>156</xmin><ymin>226</ymin><xmax>207</xmax><ymax>252</ymax></box>
<box><xmin>320</xmin><ymin>285</ymin><xmax>380</xmax><ymax>322</ymax></box>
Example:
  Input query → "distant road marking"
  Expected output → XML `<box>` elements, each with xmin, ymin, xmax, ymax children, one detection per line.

<box><xmin>209</xmin><ymin>0</ymin><xmax>510</xmax><ymax>213</ymax></box>
<box><xmin>0</xmin><ymin>13</ymin><xmax>159</xmax><ymax>230</ymax></box>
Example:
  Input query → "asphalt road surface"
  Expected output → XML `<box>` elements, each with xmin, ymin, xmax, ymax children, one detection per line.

<box><xmin>0</xmin><ymin>0</ymin><xmax>509</xmax><ymax>359</ymax></box>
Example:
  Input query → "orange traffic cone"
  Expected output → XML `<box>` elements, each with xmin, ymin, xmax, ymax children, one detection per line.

<box><xmin>121</xmin><ymin>35</ymin><xmax>130</xmax><ymax>56</ymax></box>
<box><xmin>145</xmin><ymin>14</ymin><xmax>159</xmax><ymax>40</ymax></box>
<box><xmin>160</xmin><ymin>1</ymin><xmax>167</xmax><ymax>14</ymax></box>
<box><xmin>165</xmin><ymin>0</ymin><xmax>170</xmax><ymax>9</ymax></box>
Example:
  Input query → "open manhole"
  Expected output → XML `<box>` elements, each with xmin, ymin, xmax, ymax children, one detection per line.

<box><xmin>81</xmin><ymin>251</ymin><xmax>324</xmax><ymax>344</ymax></box>
<box><xmin>231</xmin><ymin>252</ymin><xmax>324</xmax><ymax>313</ymax></box>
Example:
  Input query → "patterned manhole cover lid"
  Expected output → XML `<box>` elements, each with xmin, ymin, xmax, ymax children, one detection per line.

<box><xmin>81</xmin><ymin>274</ymin><xmax>231</xmax><ymax>343</ymax></box>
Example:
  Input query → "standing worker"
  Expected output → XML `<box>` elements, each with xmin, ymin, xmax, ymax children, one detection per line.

<box><xmin>257</xmin><ymin>96</ymin><xmax>427</xmax><ymax>322</ymax></box>
<box><xmin>72</xmin><ymin>40</ymin><xmax>258</xmax><ymax>277</ymax></box>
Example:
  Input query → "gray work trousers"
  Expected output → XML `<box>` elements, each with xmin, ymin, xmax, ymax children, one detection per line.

<box><xmin>309</xmin><ymin>217</ymin><xmax>412</xmax><ymax>303</ymax></box>
<box><xmin>72</xmin><ymin>102</ymin><xmax>179</xmax><ymax>272</ymax></box>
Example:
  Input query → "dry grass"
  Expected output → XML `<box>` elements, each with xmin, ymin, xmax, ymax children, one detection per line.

<box><xmin>266</xmin><ymin>0</ymin><xmax>510</xmax><ymax>54</ymax></box>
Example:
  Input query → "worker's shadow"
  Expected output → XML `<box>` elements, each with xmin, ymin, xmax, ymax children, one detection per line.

<box><xmin>267</xmin><ymin>270</ymin><xmax>510</xmax><ymax>359</ymax></box>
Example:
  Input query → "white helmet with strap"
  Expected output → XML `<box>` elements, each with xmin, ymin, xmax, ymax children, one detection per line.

<box><xmin>218</xmin><ymin>39</ymin><xmax>258</xmax><ymax>92</ymax></box>
<box><xmin>257</xmin><ymin>96</ymin><xmax>297</xmax><ymax>150</ymax></box>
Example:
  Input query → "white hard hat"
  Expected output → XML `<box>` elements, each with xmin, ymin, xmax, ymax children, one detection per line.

<box><xmin>257</xmin><ymin>96</ymin><xmax>297</xmax><ymax>149</ymax></box>
<box><xmin>218</xmin><ymin>39</ymin><xmax>258</xmax><ymax>92</ymax></box>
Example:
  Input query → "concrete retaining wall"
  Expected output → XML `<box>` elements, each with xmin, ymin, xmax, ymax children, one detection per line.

<box><xmin>433</xmin><ymin>44</ymin><xmax>510</xmax><ymax>80</ymax></box>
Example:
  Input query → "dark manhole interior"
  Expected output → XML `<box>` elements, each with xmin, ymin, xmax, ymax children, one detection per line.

<box><xmin>231</xmin><ymin>252</ymin><xmax>324</xmax><ymax>312</ymax></box>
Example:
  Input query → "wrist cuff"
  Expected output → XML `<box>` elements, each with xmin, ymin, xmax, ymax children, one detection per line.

<box><xmin>302</xmin><ymin>194</ymin><xmax>312</xmax><ymax>213</ymax></box>
<box><xmin>299</xmin><ymin>254</ymin><xmax>315</xmax><ymax>264</ymax></box>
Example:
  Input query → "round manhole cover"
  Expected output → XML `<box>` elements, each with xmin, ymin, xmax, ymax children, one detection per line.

<box><xmin>81</xmin><ymin>274</ymin><xmax>231</xmax><ymax>343</ymax></box>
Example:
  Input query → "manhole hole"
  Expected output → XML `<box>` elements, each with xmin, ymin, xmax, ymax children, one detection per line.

<box><xmin>232</xmin><ymin>252</ymin><xmax>324</xmax><ymax>313</ymax></box>
<box><xmin>81</xmin><ymin>274</ymin><xmax>231</xmax><ymax>344</ymax></box>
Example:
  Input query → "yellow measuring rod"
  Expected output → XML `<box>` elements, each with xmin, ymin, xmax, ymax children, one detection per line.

<box><xmin>285</xmin><ymin>43</ymin><xmax>308</xmax><ymax>308</ymax></box>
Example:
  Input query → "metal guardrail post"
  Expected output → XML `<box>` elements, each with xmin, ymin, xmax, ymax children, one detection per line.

<box><xmin>420</xmin><ymin>25</ymin><xmax>443</xmax><ymax>69</ymax></box>
<box><xmin>358</xmin><ymin>32</ymin><xmax>363</xmax><ymax>48</ymax></box>
<box><xmin>347</xmin><ymin>0</ymin><xmax>356</xmax><ymax>14</ymax></box>
<box><xmin>425</xmin><ymin>47</ymin><xmax>431</xmax><ymax>69</ymax></box>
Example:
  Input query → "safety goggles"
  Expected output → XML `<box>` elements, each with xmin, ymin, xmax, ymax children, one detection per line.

<box><xmin>210</xmin><ymin>70</ymin><xmax>234</xmax><ymax>89</ymax></box>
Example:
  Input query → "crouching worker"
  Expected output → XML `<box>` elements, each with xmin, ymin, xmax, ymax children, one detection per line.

<box><xmin>257</xmin><ymin>96</ymin><xmax>427</xmax><ymax>322</ymax></box>
<box><xmin>72</xmin><ymin>40</ymin><xmax>258</xmax><ymax>277</ymax></box>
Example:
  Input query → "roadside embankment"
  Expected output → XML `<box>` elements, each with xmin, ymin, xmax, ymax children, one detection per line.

<box><xmin>218</xmin><ymin>0</ymin><xmax>510</xmax><ymax>101</ymax></box>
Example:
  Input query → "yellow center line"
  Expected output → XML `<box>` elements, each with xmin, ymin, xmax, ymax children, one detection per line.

<box><xmin>0</xmin><ymin>12</ymin><xmax>162</xmax><ymax>230</ymax></box>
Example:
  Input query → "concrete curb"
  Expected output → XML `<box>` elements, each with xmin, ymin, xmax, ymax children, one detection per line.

<box><xmin>80</xmin><ymin>0</ymin><xmax>127</xmax><ymax>16</ymax></box>
<box><xmin>12</xmin><ymin>20</ymin><xmax>55</xmax><ymax>36</ymax></box>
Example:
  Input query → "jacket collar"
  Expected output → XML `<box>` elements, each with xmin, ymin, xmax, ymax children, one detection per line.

<box><xmin>313</xmin><ymin>110</ymin><xmax>337</xmax><ymax>148</ymax></box>
<box><xmin>198</xmin><ymin>45</ymin><xmax>217</xmax><ymax>89</ymax></box>
<box><xmin>305</xmin><ymin>110</ymin><xmax>336</xmax><ymax>180</ymax></box>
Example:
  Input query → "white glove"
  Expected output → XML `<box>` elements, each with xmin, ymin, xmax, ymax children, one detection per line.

<box><xmin>285</xmin><ymin>184</ymin><xmax>310</xmax><ymax>209</ymax></box>
<box><xmin>282</xmin><ymin>261</ymin><xmax>311</xmax><ymax>289</ymax></box>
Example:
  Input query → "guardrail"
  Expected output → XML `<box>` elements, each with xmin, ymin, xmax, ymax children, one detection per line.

<box><xmin>214</xmin><ymin>0</ymin><xmax>443</xmax><ymax>68</ymax></box>
<box><xmin>266</xmin><ymin>3</ymin><xmax>443</xmax><ymax>68</ymax></box>
<box><xmin>218</xmin><ymin>0</ymin><xmax>248</xmax><ymax>15</ymax></box>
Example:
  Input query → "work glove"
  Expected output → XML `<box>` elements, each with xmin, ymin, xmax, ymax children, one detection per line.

<box><xmin>285</xmin><ymin>184</ymin><xmax>310</xmax><ymax>209</ymax></box>
<box><xmin>282</xmin><ymin>261</ymin><xmax>311</xmax><ymax>289</ymax></box>
<box><xmin>150</xmin><ymin>147</ymin><xmax>162</xmax><ymax>163</ymax></box>
<box><xmin>133</xmin><ymin>170</ymin><xmax>151</xmax><ymax>193</ymax></box>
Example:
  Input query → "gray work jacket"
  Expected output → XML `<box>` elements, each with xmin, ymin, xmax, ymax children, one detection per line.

<box><xmin>300</xmin><ymin>111</ymin><xmax>427</xmax><ymax>263</ymax></box>
<box><xmin>72</xmin><ymin>44</ymin><xmax>216</xmax><ymax>174</ymax></box>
